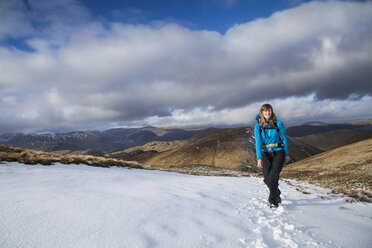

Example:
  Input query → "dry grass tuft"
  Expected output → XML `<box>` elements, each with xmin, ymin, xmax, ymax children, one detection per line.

<box><xmin>0</xmin><ymin>144</ymin><xmax>142</xmax><ymax>169</ymax></box>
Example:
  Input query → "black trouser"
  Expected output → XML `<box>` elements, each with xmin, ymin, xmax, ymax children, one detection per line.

<box><xmin>262</xmin><ymin>150</ymin><xmax>285</xmax><ymax>204</ymax></box>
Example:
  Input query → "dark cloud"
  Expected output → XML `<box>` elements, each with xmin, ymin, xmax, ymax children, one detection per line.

<box><xmin>0</xmin><ymin>0</ymin><xmax>371</xmax><ymax>133</ymax></box>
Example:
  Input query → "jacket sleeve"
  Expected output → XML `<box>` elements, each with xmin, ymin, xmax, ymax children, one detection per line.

<box><xmin>254</xmin><ymin>123</ymin><xmax>263</xmax><ymax>160</ymax></box>
<box><xmin>277</xmin><ymin>120</ymin><xmax>289</xmax><ymax>157</ymax></box>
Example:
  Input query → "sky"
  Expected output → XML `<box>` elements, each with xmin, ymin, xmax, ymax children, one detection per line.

<box><xmin>0</xmin><ymin>0</ymin><xmax>371</xmax><ymax>133</ymax></box>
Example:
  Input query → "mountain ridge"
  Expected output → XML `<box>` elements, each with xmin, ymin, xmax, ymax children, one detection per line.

<box><xmin>286</xmin><ymin>121</ymin><xmax>372</xmax><ymax>151</ymax></box>
<box><xmin>0</xmin><ymin>127</ymin><xmax>224</xmax><ymax>154</ymax></box>
<box><xmin>1</xmin><ymin>120</ymin><xmax>371</xmax><ymax>169</ymax></box>
<box><xmin>106</xmin><ymin>127</ymin><xmax>321</xmax><ymax>173</ymax></box>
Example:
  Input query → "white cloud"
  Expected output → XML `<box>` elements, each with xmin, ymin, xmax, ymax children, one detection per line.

<box><xmin>0</xmin><ymin>0</ymin><xmax>371</xmax><ymax>133</ymax></box>
<box><xmin>143</xmin><ymin>95</ymin><xmax>372</xmax><ymax>128</ymax></box>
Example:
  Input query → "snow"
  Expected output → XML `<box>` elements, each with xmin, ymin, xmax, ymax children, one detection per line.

<box><xmin>0</xmin><ymin>162</ymin><xmax>371</xmax><ymax>248</ymax></box>
<box><xmin>245</xmin><ymin>128</ymin><xmax>255</xmax><ymax>146</ymax></box>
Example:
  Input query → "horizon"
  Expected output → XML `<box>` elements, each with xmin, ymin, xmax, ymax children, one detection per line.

<box><xmin>1</xmin><ymin>0</ymin><xmax>372</xmax><ymax>134</ymax></box>
<box><xmin>1</xmin><ymin>117</ymin><xmax>371</xmax><ymax>136</ymax></box>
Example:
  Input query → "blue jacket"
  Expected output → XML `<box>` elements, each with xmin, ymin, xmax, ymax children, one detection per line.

<box><xmin>254</xmin><ymin>119</ymin><xmax>289</xmax><ymax>160</ymax></box>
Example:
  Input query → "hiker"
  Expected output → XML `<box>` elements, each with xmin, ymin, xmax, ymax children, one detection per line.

<box><xmin>254</xmin><ymin>103</ymin><xmax>290</xmax><ymax>208</ymax></box>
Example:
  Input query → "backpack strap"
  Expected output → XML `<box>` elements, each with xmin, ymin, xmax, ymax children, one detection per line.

<box><xmin>256</xmin><ymin>114</ymin><xmax>282</xmax><ymax>141</ymax></box>
<box><xmin>273</xmin><ymin>122</ymin><xmax>283</xmax><ymax>141</ymax></box>
<box><xmin>256</xmin><ymin>114</ymin><xmax>267</xmax><ymax>139</ymax></box>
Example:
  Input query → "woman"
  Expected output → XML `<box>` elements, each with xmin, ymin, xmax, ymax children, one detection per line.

<box><xmin>254</xmin><ymin>104</ymin><xmax>290</xmax><ymax>208</ymax></box>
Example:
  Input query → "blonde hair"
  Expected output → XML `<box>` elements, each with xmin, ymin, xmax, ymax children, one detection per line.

<box><xmin>259</xmin><ymin>104</ymin><xmax>277</xmax><ymax>128</ymax></box>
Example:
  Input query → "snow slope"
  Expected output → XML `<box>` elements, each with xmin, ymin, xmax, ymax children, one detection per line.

<box><xmin>0</xmin><ymin>162</ymin><xmax>371</xmax><ymax>248</ymax></box>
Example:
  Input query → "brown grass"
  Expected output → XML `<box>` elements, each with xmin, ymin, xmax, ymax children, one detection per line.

<box><xmin>127</xmin><ymin>127</ymin><xmax>260</xmax><ymax>173</ymax></box>
<box><xmin>108</xmin><ymin>126</ymin><xmax>319</xmax><ymax>174</ymax></box>
<box><xmin>123</xmin><ymin>140</ymin><xmax>188</xmax><ymax>153</ymax></box>
<box><xmin>295</xmin><ymin>130</ymin><xmax>372</xmax><ymax>151</ymax></box>
<box><xmin>0</xmin><ymin>144</ymin><xmax>142</xmax><ymax>169</ymax></box>
<box><xmin>282</xmin><ymin>138</ymin><xmax>372</xmax><ymax>201</ymax></box>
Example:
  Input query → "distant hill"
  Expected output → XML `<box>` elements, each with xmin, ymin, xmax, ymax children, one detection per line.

<box><xmin>282</xmin><ymin>138</ymin><xmax>372</xmax><ymax>201</ymax></box>
<box><xmin>301</xmin><ymin>121</ymin><xmax>329</xmax><ymax>126</ymax></box>
<box><xmin>350</xmin><ymin>119</ymin><xmax>372</xmax><ymax>125</ymax></box>
<box><xmin>294</xmin><ymin>130</ymin><xmax>372</xmax><ymax>151</ymax></box>
<box><xmin>0</xmin><ymin>127</ymin><xmax>223</xmax><ymax>154</ymax></box>
<box><xmin>286</xmin><ymin>121</ymin><xmax>372</xmax><ymax>151</ymax></box>
<box><xmin>286</xmin><ymin>123</ymin><xmax>372</xmax><ymax>137</ymax></box>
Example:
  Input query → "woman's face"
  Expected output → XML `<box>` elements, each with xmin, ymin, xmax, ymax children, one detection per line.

<box><xmin>262</xmin><ymin>108</ymin><xmax>272</xmax><ymax>121</ymax></box>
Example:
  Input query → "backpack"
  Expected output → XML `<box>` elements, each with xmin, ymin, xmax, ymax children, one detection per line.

<box><xmin>256</xmin><ymin>114</ymin><xmax>283</xmax><ymax>141</ymax></box>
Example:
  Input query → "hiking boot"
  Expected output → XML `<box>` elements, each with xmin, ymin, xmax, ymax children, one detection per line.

<box><xmin>269</xmin><ymin>202</ymin><xmax>279</xmax><ymax>208</ymax></box>
<box><xmin>276</xmin><ymin>196</ymin><xmax>282</xmax><ymax>204</ymax></box>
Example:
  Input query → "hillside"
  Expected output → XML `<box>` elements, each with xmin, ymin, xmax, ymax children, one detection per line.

<box><xmin>286</xmin><ymin>122</ymin><xmax>372</xmax><ymax>137</ymax></box>
<box><xmin>108</xmin><ymin>127</ymin><xmax>321</xmax><ymax>174</ymax></box>
<box><xmin>286</xmin><ymin>121</ymin><xmax>372</xmax><ymax>151</ymax></box>
<box><xmin>282</xmin><ymin>138</ymin><xmax>372</xmax><ymax>201</ymax></box>
<box><xmin>0</xmin><ymin>124</ymin><xmax>322</xmax><ymax>176</ymax></box>
<box><xmin>295</xmin><ymin>130</ymin><xmax>372</xmax><ymax>151</ymax></box>
<box><xmin>3</xmin><ymin>121</ymin><xmax>368</xmax><ymax>160</ymax></box>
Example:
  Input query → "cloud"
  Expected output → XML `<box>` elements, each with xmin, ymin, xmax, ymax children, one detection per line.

<box><xmin>138</xmin><ymin>95</ymin><xmax>372</xmax><ymax>128</ymax></box>
<box><xmin>0</xmin><ymin>0</ymin><xmax>371</xmax><ymax>133</ymax></box>
<box><xmin>0</xmin><ymin>0</ymin><xmax>33</xmax><ymax>41</ymax></box>
<box><xmin>222</xmin><ymin>1</ymin><xmax>372</xmax><ymax>101</ymax></box>
<box><xmin>0</xmin><ymin>0</ymin><xmax>91</xmax><ymax>49</ymax></box>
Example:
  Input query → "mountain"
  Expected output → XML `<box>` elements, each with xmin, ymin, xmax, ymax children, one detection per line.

<box><xmin>0</xmin><ymin>124</ymin><xmax>327</xmax><ymax>174</ymax></box>
<box><xmin>286</xmin><ymin>122</ymin><xmax>372</xmax><ymax>137</ymax></box>
<box><xmin>0</xmin><ymin>127</ymin><xmax>223</xmax><ymax>155</ymax></box>
<box><xmin>0</xmin><ymin>126</ymin><xmax>321</xmax><ymax>176</ymax></box>
<box><xmin>286</xmin><ymin>121</ymin><xmax>372</xmax><ymax>151</ymax></box>
<box><xmin>107</xmin><ymin>127</ymin><xmax>321</xmax><ymax>174</ymax></box>
<box><xmin>3</xmin><ymin>120</ymin><xmax>368</xmax><ymax>156</ymax></box>
<box><xmin>5</xmin><ymin>120</ymin><xmax>369</xmax><ymax>174</ymax></box>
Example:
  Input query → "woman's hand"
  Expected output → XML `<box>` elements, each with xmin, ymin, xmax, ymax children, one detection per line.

<box><xmin>257</xmin><ymin>159</ymin><xmax>263</xmax><ymax>168</ymax></box>
<box><xmin>285</xmin><ymin>156</ymin><xmax>290</xmax><ymax>164</ymax></box>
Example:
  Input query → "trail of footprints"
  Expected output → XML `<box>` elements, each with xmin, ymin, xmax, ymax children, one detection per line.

<box><xmin>235</xmin><ymin>194</ymin><xmax>325</xmax><ymax>247</ymax></box>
